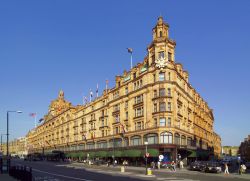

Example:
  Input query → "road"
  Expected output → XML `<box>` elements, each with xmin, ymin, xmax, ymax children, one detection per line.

<box><xmin>12</xmin><ymin>159</ymin><xmax>249</xmax><ymax>181</ymax></box>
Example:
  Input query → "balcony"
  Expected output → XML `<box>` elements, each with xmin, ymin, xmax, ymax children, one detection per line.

<box><xmin>99</xmin><ymin>125</ymin><xmax>109</xmax><ymax>129</ymax></box>
<box><xmin>152</xmin><ymin>95</ymin><xmax>172</xmax><ymax>101</ymax></box>
<box><xmin>133</xmin><ymin>101</ymin><xmax>143</xmax><ymax>108</ymax></box>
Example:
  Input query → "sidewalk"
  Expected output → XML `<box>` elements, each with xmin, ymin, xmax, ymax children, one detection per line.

<box><xmin>0</xmin><ymin>174</ymin><xmax>17</xmax><ymax>181</ymax></box>
<box><xmin>71</xmin><ymin>162</ymin><xmax>250</xmax><ymax>180</ymax></box>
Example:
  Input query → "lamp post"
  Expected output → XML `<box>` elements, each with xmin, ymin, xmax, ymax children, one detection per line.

<box><xmin>112</xmin><ymin>134</ymin><xmax>115</xmax><ymax>166</ymax></box>
<box><xmin>7</xmin><ymin>110</ymin><xmax>22</xmax><ymax>157</ymax></box>
<box><xmin>145</xmin><ymin>141</ymin><xmax>148</xmax><ymax>175</ymax></box>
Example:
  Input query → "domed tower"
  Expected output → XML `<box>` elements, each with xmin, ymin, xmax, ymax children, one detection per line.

<box><xmin>147</xmin><ymin>16</ymin><xmax>176</xmax><ymax>66</ymax></box>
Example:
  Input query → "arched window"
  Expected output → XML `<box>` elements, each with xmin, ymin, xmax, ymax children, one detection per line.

<box><xmin>181</xmin><ymin>135</ymin><xmax>186</xmax><ymax>145</ymax></box>
<box><xmin>97</xmin><ymin>141</ymin><xmax>107</xmax><ymax>149</ymax></box>
<box><xmin>144</xmin><ymin>133</ymin><xmax>158</xmax><ymax>144</ymax></box>
<box><xmin>109</xmin><ymin>138</ymin><xmax>122</xmax><ymax>148</ymax></box>
<box><xmin>187</xmin><ymin>137</ymin><xmax>192</xmax><ymax>146</ymax></box>
<box><xmin>160</xmin><ymin>132</ymin><xmax>173</xmax><ymax>144</ymax></box>
<box><xmin>159</xmin><ymin>31</ymin><xmax>162</xmax><ymax>37</ymax></box>
<box><xmin>174</xmin><ymin>133</ymin><xmax>180</xmax><ymax>145</ymax></box>
<box><xmin>131</xmin><ymin>136</ymin><xmax>141</xmax><ymax>146</ymax></box>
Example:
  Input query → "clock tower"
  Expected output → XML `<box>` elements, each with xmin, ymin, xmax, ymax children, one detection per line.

<box><xmin>147</xmin><ymin>16</ymin><xmax>176</xmax><ymax>67</ymax></box>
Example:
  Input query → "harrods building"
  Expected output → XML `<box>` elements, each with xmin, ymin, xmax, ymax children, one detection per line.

<box><xmin>26</xmin><ymin>17</ymin><xmax>221</xmax><ymax>163</ymax></box>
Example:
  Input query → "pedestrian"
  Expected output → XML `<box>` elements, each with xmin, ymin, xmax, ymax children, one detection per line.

<box><xmin>171</xmin><ymin>161</ymin><xmax>176</xmax><ymax>172</ymax></box>
<box><xmin>224</xmin><ymin>163</ymin><xmax>229</xmax><ymax>175</ymax></box>
<box><xmin>151</xmin><ymin>161</ymin><xmax>155</xmax><ymax>169</ymax></box>
<box><xmin>179</xmin><ymin>160</ymin><xmax>184</xmax><ymax>169</ymax></box>
<box><xmin>157</xmin><ymin>161</ymin><xmax>161</xmax><ymax>170</ymax></box>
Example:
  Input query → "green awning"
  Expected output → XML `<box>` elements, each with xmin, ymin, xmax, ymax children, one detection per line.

<box><xmin>187</xmin><ymin>150</ymin><xmax>197</xmax><ymax>158</ymax></box>
<box><xmin>123</xmin><ymin>149</ymin><xmax>141</xmax><ymax>157</ymax></box>
<box><xmin>88</xmin><ymin>152</ymin><xmax>96</xmax><ymax>158</ymax></box>
<box><xmin>95</xmin><ymin>151</ymin><xmax>108</xmax><ymax>158</ymax></box>
<box><xmin>147</xmin><ymin>149</ymin><xmax>159</xmax><ymax>157</ymax></box>
<box><xmin>107</xmin><ymin>150</ymin><xmax>123</xmax><ymax>157</ymax></box>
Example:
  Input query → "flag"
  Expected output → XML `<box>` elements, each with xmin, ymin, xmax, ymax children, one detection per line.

<box><xmin>121</xmin><ymin>123</ymin><xmax>127</xmax><ymax>133</ymax></box>
<box><xmin>82</xmin><ymin>133</ymin><xmax>87</xmax><ymax>141</ymax></box>
<box><xmin>84</xmin><ymin>96</ymin><xmax>88</xmax><ymax>104</ymax></box>
<box><xmin>29</xmin><ymin>113</ymin><xmax>36</xmax><ymax>117</ymax></box>
<box><xmin>90</xmin><ymin>89</ymin><xmax>93</xmax><ymax>102</ymax></box>
<box><xmin>105</xmin><ymin>79</ymin><xmax>109</xmax><ymax>92</ymax></box>
<box><xmin>38</xmin><ymin>118</ymin><xmax>44</xmax><ymax>123</ymax></box>
<box><xmin>96</xmin><ymin>83</ymin><xmax>99</xmax><ymax>97</ymax></box>
<box><xmin>127</xmin><ymin>48</ymin><xmax>133</xmax><ymax>54</ymax></box>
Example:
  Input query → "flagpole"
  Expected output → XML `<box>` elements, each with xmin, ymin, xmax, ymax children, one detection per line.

<box><xmin>130</xmin><ymin>53</ymin><xmax>133</xmax><ymax>69</ymax></box>
<box><xmin>35</xmin><ymin>113</ymin><xmax>37</xmax><ymax>128</ymax></box>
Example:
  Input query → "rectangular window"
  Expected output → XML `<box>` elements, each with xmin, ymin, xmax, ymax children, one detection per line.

<box><xmin>159</xmin><ymin>88</ymin><xmax>165</xmax><ymax>97</ymax></box>
<box><xmin>159</xmin><ymin>72</ymin><xmax>165</xmax><ymax>81</ymax></box>
<box><xmin>125</xmin><ymin>87</ymin><xmax>128</xmax><ymax>95</ymax></box>
<box><xmin>136</xmin><ymin>122</ymin><xmax>142</xmax><ymax>130</ymax></box>
<box><xmin>159</xmin><ymin>51</ymin><xmax>165</xmax><ymax>58</ymax></box>
<box><xmin>168</xmin><ymin>52</ymin><xmax>172</xmax><ymax>61</ymax></box>
<box><xmin>167</xmin><ymin>88</ymin><xmax>171</xmax><ymax>96</ymax></box>
<box><xmin>159</xmin><ymin>102</ymin><xmax>166</xmax><ymax>112</ymax></box>
<box><xmin>167</xmin><ymin>117</ymin><xmax>171</xmax><ymax>127</ymax></box>
<box><xmin>115</xmin><ymin>127</ymin><xmax>119</xmax><ymax>134</ymax></box>
<box><xmin>153</xmin><ymin>103</ymin><xmax>157</xmax><ymax>113</ymax></box>
<box><xmin>135</xmin><ymin>107</ymin><xmax>143</xmax><ymax>117</ymax></box>
<box><xmin>134</xmin><ymin>82</ymin><xmax>136</xmax><ymax>90</ymax></box>
<box><xmin>159</xmin><ymin>118</ymin><xmax>166</xmax><ymax>127</ymax></box>
<box><xmin>168</xmin><ymin>102</ymin><xmax>171</xmax><ymax>111</ymax></box>
<box><xmin>153</xmin><ymin>74</ymin><xmax>156</xmax><ymax>82</ymax></box>
<box><xmin>135</xmin><ymin>94</ymin><xmax>143</xmax><ymax>104</ymax></box>
<box><xmin>133</xmin><ymin>73</ymin><xmax>136</xmax><ymax>79</ymax></box>
<box><xmin>114</xmin><ymin>115</ymin><xmax>120</xmax><ymax>123</ymax></box>
<box><xmin>125</xmin><ymin>101</ymin><xmax>128</xmax><ymax>109</ymax></box>
<box><xmin>125</xmin><ymin>111</ymin><xmax>128</xmax><ymax>120</ymax></box>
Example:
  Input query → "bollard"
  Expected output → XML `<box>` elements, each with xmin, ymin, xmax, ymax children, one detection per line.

<box><xmin>146</xmin><ymin>168</ymin><xmax>152</xmax><ymax>175</ymax></box>
<box><xmin>121</xmin><ymin>166</ymin><xmax>125</xmax><ymax>173</ymax></box>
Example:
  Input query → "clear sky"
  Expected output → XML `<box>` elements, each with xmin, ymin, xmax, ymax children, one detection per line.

<box><xmin>0</xmin><ymin>0</ymin><xmax>249</xmax><ymax>146</ymax></box>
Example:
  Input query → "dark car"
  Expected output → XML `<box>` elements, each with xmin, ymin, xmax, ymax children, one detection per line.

<box><xmin>204</xmin><ymin>162</ymin><xmax>222</xmax><ymax>173</ymax></box>
<box><xmin>189</xmin><ymin>161</ymin><xmax>207</xmax><ymax>171</ymax></box>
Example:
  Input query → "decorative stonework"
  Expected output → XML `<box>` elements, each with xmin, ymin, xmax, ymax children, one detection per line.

<box><xmin>44</xmin><ymin>90</ymin><xmax>72</xmax><ymax>121</ymax></box>
<box><xmin>155</xmin><ymin>57</ymin><xmax>168</xmax><ymax>68</ymax></box>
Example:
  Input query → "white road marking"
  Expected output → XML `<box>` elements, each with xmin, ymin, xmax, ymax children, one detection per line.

<box><xmin>33</xmin><ymin>168</ymin><xmax>93</xmax><ymax>181</ymax></box>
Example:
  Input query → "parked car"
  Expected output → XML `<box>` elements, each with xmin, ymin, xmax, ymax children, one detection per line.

<box><xmin>204</xmin><ymin>162</ymin><xmax>222</xmax><ymax>173</ymax></box>
<box><xmin>189</xmin><ymin>161</ymin><xmax>207</xmax><ymax>171</ymax></box>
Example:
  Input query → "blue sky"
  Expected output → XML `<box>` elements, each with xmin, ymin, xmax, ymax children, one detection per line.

<box><xmin>0</xmin><ymin>0</ymin><xmax>249</xmax><ymax>146</ymax></box>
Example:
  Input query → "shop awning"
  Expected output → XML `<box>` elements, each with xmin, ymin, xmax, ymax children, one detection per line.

<box><xmin>123</xmin><ymin>149</ymin><xmax>141</xmax><ymax>157</ymax></box>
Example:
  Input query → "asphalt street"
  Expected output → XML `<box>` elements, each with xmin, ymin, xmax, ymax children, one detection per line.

<box><xmin>11</xmin><ymin>159</ymin><xmax>249</xmax><ymax>181</ymax></box>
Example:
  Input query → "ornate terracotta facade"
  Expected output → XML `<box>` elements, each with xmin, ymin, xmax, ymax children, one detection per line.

<box><xmin>26</xmin><ymin>17</ymin><xmax>221</xmax><ymax>161</ymax></box>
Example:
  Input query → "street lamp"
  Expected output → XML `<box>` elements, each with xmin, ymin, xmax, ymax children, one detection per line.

<box><xmin>144</xmin><ymin>141</ymin><xmax>148</xmax><ymax>175</ymax></box>
<box><xmin>7</xmin><ymin>110</ymin><xmax>22</xmax><ymax>157</ymax></box>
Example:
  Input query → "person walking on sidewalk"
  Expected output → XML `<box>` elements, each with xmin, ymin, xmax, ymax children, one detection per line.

<box><xmin>179</xmin><ymin>160</ymin><xmax>184</xmax><ymax>169</ymax></box>
<box><xmin>171</xmin><ymin>161</ymin><xmax>176</xmax><ymax>172</ymax></box>
<box><xmin>157</xmin><ymin>161</ymin><xmax>161</xmax><ymax>170</ymax></box>
<box><xmin>224</xmin><ymin>163</ymin><xmax>229</xmax><ymax>175</ymax></box>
